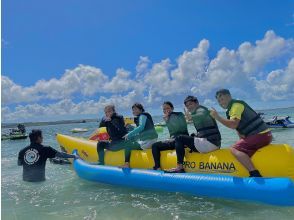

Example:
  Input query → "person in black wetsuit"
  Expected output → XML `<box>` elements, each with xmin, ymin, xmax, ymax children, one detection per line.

<box><xmin>151</xmin><ymin>101</ymin><xmax>189</xmax><ymax>170</ymax></box>
<box><xmin>18</xmin><ymin>129</ymin><xmax>78</xmax><ymax>182</ymax></box>
<box><xmin>96</xmin><ymin>105</ymin><xmax>141</xmax><ymax>166</ymax></box>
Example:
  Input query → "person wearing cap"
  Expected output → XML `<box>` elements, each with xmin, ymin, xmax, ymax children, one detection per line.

<box><xmin>210</xmin><ymin>89</ymin><xmax>272</xmax><ymax>177</ymax></box>
<box><xmin>165</xmin><ymin>96</ymin><xmax>222</xmax><ymax>173</ymax></box>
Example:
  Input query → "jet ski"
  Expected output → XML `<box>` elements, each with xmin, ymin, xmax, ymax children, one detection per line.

<box><xmin>265</xmin><ymin>116</ymin><xmax>294</xmax><ymax>128</ymax></box>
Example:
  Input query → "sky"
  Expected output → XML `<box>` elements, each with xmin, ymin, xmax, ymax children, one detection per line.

<box><xmin>1</xmin><ymin>0</ymin><xmax>294</xmax><ymax>122</ymax></box>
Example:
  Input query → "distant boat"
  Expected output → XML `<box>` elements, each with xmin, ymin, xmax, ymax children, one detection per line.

<box><xmin>1</xmin><ymin>133</ymin><xmax>28</xmax><ymax>140</ymax></box>
<box><xmin>71</xmin><ymin>128</ymin><xmax>89</xmax><ymax>133</ymax></box>
<box><xmin>265</xmin><ymin>116</ymin><xmax>294</xmax><ymax>128</ymax></box>
<box><xmin>1</xmin><ymin>124</ymin><xmax>28</xmax><ymax>141</ymax></box>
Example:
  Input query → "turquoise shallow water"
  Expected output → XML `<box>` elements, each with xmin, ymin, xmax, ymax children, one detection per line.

<box><xmin>2</xmin><ymin>107</ymin><xmax>294</xmax><ymax>220</ymax></box>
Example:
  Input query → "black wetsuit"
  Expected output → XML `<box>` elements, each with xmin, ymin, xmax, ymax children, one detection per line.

<box><xmin>97</xmin><ymin>113</ymin><xmax>140</xmax><ymax>164</ymax></box>
<box><xmin>18</xmin><ymin>143</ymin><xmax>58</xmax><ymax>182</ymax></box>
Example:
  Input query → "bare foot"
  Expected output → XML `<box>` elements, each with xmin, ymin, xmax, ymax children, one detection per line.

<box><xmin>119</xmin><ymin>163</ymin><xmax>130</xmax><ymax>168</ymax></box>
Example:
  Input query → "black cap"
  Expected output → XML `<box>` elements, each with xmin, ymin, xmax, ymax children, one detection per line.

<box><xmin>184</xmin><ymin>96</ymin><xmax>198</xmax><ymax>105</ymax></box>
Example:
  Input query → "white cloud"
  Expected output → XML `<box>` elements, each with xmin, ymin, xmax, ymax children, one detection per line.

<box><xmin>136</xmin><ymin>56</ymin><xmax>151</xmax><ymax>78</ymax></box>
<box><xmin>1</xmin><ymin>91</ymin><xmax>142</xmax><ymax>122</ymax></box>
<box><xmin>34</xmin><ymin>65</ymin><xmax>108</xmax><ymax>99</ymax></box>
<box><xmin>238</xmin><ymin>30</ymin><xmax>293</xmax><ymax>74</ymax></box>
<box><xmin>191</xmin><ymin>47</ymin><xmax>245</xmax><ymax>95</ymax></box>
<box><xmin>144</xmin><ymin>59</ymin><xmax>173</xmax><ymax>96</ymax></box>
<box><xmin>103</xmin><ymin>68</ymin><xmax>143</xmax><ymax>93</ymax></box>
<box><xmin>1</xmin><ymin>65</ymin><xmax>109</xmax><ymax>104</ymax></box>
<box><xmin>2</xmin><ymin>99</ymin><xmax>102</xmax><ymax>122</ymax></box>
<box><xmin>2</xmin><ymin>30</ymin><xmax>294</xmax><ymax>122</ymax></box>
<box><xmin>253</xmin><ymin>58</ymin><xmax>294</xmax><ymax>101</ymax></box>
<box><xmin>173</xmin><ymin>39</ymin><xmax>209</xmax><ymax>81</ymax></box>
<box><xmin>143</xmin><ymin>39</ymin><xmax>210</xmax><ymax>97</ymax></box>
<box><xmin>1</xmin><ymin>76</ymin><xmax>40</xmax><ymax>104</ymax></box>
<box><xmin>191</xmin><ymin>30</ymin><xmax>294</xmax><ymax>97</ymax></box>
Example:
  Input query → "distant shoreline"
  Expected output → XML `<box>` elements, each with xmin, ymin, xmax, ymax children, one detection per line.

<box><xmin>2</xmin><ymin>106</ymin><xmax>293</xmax><ymax>129</ymax></box>
<box><xmin>1</xmin><ymin>118</ymin><xmax>98</xmax><ymax>129</ymax></box>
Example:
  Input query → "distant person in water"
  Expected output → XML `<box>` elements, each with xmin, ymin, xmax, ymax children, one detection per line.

<box><xmin>96</xmin><ymin>104</ymin><xmax>141</xmax><ymax>167</ymax></box>
<box><xmin>18</xmin><ymin>129</ymin><xmax>78</xmax><ymax>182</ymax></box>
<box><xmin>210</xmin><ymin>89</ymin><xmax>272</xmax><ymax>177</ymax></box>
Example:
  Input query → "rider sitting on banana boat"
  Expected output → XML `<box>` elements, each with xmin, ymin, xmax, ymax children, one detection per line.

<box><xmin>210</xmin><ymin>89</ymin><xmax>272</xmax><ymax>177</ymax></box>
<box><xmin>166</xmin><ymin>96</ymin><xmax>222</xmax><ymax>173</ymax></box>
<box><xmin>151</xmin><ymin>101</ymin><xmax>189</xmax><ymax>170</ymax></box>
<box><xmin>122</xmin><ymin>103</ymin><xmax>158</xmax><ymax>168</ymax></box>
<box><xmin>96</xmin><ymin>105</ymin><xmax>141</xmax><ymax>166</ymax></box>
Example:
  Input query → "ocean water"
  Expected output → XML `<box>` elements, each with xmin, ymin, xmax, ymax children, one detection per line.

<box><xmin>2</xmin><ymin>107</ymin><xmax>294</xmax><ymax>220</ymax></box>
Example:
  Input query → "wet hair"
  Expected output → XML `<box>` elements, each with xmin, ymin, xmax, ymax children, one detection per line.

<box><xmin>163</xmin><ymin>101</ymin><xmax>174</xmax><ymax>109</ymax></box>
<box><xmin>104</xmin><ymin>104</ymin><xmax>115</xmax><ymax>112</ymax></box>
<box><xmin>184</xmin><ymin>96</ymin><xmax>199</xmax><ymax>105</ymax></box>
<box><xmin>132</xmin><ymin>103</ymin><xmax>145</xmax><ymax>112</ymax></box>
<box><xmin>215</xmin><ymin>89</ymin><xmax>231</xmax><ymax>98</ymax></box>
<box><xmin>29</xmin><ymin>129</ymin><xmax>42</xmax><ymax>143</ymax></box>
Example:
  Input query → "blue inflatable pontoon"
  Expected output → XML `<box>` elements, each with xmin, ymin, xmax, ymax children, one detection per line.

<box><xmin>73</xmin><ymin>158</ymin><xmax>294</xmax><ymax>206</ymax></box>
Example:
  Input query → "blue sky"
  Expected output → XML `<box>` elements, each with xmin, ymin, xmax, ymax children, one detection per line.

<box><xmin>2</xmin><ymin>0</ymin><xmax>294</xmax><ymax>122</ymax></box>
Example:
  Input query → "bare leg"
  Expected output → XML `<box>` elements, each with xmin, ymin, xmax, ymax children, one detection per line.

<box><xmin>230</xmin><ymin>148</ymin><xmax>255</xmax><ymax>171</ymax></box>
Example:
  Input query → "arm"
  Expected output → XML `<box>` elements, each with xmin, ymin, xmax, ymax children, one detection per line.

<box><xmin>126</xmin><ymin>115</ymin><xmax>147</xmax><ymax>139</ymax></box>
<box><xmin>99</xmin><ymin>118</ymin><xmax>106</xmax><ymax>128</ymax></box>
<box><xmin>18</xmin><ymin>152</ymin><xmax>23</xmax><ymax>166</ymax></box>
<box><xmin>18</xmin><ymin>158</ymin><xmax>23</xmax><ymax>166</ymax></box>
<box><xmin>214</xmin><ymin>115</ymin><xmax>240</xmax><ymax>129</ymax></box>
<box><xmin>46</xmin><ymin>146</ymin><xmax>78</xmax><ymax>159</ymax></box>
<box><xmin>55</xmin><ymin>151</ymin><xmax>78</xmax><ymax>159</ymax></box>
<box><xmin>210</xmin><ymin>108</ymin><xmax>240</xmax><ymax>129</ymax></box>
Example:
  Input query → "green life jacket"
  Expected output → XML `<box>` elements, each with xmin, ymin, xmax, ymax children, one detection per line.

<box><xmin>191</xmin><ymin>105</ymin><xmax>221</xmax><ymax>147</ymax></box>
<box><xmin>166</xmin><ymin>112</ymin><xmax>189</xmax><ymax>138</ymax></box>
<box><xmin>226</xmin><ymin>99</ymin><xmax>268</xmax><ymax>137</ymax></box>
<box><xmin>134</xmin><ymin>112</ymin><xmax>158</xmax><ymax>141</ymax></box>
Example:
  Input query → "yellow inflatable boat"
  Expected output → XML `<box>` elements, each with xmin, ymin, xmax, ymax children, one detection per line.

<box><xmin>56</xmin><ymin>133</ymin><xmax>294</xmax><ymax>179</ymax></box>
<box><xmin>124</xmin><ymin>117</ymin><xmax>135</xmax><ymax>125</ymax></box>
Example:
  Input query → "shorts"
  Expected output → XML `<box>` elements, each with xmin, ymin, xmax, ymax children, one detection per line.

<box><xmin>233</xmin><ymin>131</ymin><xmax>272</xmax><ymax>157</ymax></box>
<box><xmin>194</xmin><ymin>137</ymin><xmax>219</xmax><ymax>153</ymax></box>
